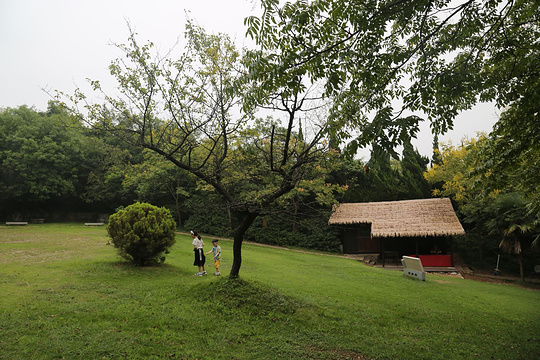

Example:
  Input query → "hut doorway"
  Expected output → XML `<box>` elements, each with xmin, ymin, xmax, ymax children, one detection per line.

<box><xmin>358</xmin><ymin>235</ymin><xmax>379</xmax><ymax>253</ymax></box>
<box><xmin>342</xmin><ymin>224</ymin><xmax>379</xmax><ymax>254</ymax></box>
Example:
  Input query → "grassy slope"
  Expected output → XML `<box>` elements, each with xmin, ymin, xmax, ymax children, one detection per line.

<box><xmin>0</xmin><ymin>224</ymin><xmax>538</xmax><ymax>359</ymax></box>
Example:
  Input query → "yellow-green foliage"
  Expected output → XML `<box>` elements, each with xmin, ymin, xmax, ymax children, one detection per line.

<box><xmin>107</xmin><ymin>202</ymin><xmax>176</xmax><ymax>266</ymax></box>
<box><xmin>424</xmin><ymin>135</ymin><xmax>491</xmax><ymax>203</ymax></box>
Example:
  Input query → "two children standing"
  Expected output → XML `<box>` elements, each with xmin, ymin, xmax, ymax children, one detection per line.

<box><xmin>190</xmin><ymin>230</ymin><xmax>221</xmax><ymax>276</ymax></box>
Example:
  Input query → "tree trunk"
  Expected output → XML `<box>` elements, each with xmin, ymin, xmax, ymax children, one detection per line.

<box><xmin>519</xmin><ymin>252</ymin><xmax>524</xmax><ymax>282</ymax></box>
<box><xmin>477</xmin><ymin>236</ymin><xmax>483</xmax><ymax>263</ymax></box>
<box><xmin>175</xmin><ymin>195</ymin><xmax>181</xmax><ymax>227</ymax></box>
<box><xmin>292</xmin><ymin>199</ymin><xmax>298</xmax><ymax>232</ymax></box>
<box><xmin>175</xmin><ymin>179</ymin><xmax>182</xmax><ymax>226</ymax></box>
<box><xmin>227</xmin><ymin>203</ymin><xmax>233</xmax><ymax>230</ymax></box>
<box><xmin>229</xmin><ymin>212</ymin><xmax>258</xmax><ymax>278</ymax></box>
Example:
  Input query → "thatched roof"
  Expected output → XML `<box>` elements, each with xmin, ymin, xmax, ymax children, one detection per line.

<box><xmin>328</xmin><ymin>198</ymin><xmax>465</xmax><ymax>238</ymax></box>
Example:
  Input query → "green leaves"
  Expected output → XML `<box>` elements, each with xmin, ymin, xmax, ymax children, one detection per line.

<box><xmin>246</xmin><ymin>0</ymin><xmax>539</xmax><ymax>156</ymax></box>
<box><xmin>0</xmin><ymin>105</ymin><xmax>84</xmax><ymax>202</ymax></box>
<box><xmin>424</xmin><ymin>126</ymin><xmax>540</xmax><ymax>279</ymax></box>
<box><xmin>107</xmin><ymin>202</ymin><xmax>177</xmax><ymax>266</ymax></box>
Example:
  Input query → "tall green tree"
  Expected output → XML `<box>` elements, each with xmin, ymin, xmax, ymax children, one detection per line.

<box><xmin>78</xmin><ymin>135</ymin><xmax>135</xmax><ymax>211</ymax></box>
<box><xmin>476</xmin><ymin>106</ymin><xmax>540</xmax><ymax>231</ymax></box>
<box><xmin>366</xmin><ymin>142</ymin><xmax>401</xmax><ymax>201</ymax></box>
<box><xmin>62</xmin><ymin>24</ymin><xmax>342</xmax><ymax>277</ymax></box>
<box><xmin>246</xmin><ymin>0</ymin><xmax>539</xmax><ymax>155</ymax></box>
<box><xmin>333</xmin><ymin>158</ymin><xmax>371</xmax><ymax>203</ymax></box>
<box><xmin>398</xmin><ymin>140</ymin><xmax>431</xmax><ymax>199</ymax></box>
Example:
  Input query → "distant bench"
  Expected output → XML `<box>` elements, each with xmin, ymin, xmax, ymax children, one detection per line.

<box><xmin>84</xmin><ymin>223</ymin><xmax>105</xmax><ymax>226</ymax></box>
<box><xmin>6</xmin><ymin>222</ymin><xmax>28</xmax><ymax>226</ymax></box>
<box><xmin>31</xmin><ymin>219</ymin><xmax>45</xmax><ymax>224</ymax></box>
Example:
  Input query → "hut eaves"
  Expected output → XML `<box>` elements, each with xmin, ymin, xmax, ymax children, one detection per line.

<box><xmin>328</xmin><ymin>198</ymin><xmax>465</xmax><ymax>238</ymax></box>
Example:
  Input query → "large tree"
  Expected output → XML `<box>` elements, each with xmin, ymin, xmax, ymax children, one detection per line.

<box><xmin>476</xmin><ymin>106</ymin><xmax>540</xmax><ymax>228</ymax></box>
<box><xmin>62</xmin><ymin>24</ymin><xmax>340</xmax><ymax>277</ymax></box>
<box><xmin>245</xmin><ymin>0</ymin><xmax>539</xmax><ymax>273</ymax></box>
<box><xmin>246</xmin><ymin>0</ymin><xmax>539</xmax><ymax>154</ymax></box>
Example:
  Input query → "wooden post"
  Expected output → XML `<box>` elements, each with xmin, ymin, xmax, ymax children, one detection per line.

<box><xmin>449</xmin><ymin>237</ymin><xmax>454</xmax><ymax>266</ymax></box>
<box><xmin>381</xmin><ymin>237</ymin><xmax>385</xmax><ymax>267</ymax></box>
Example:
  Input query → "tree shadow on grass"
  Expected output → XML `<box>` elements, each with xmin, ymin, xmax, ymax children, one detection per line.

<box><xmin>78</xmin><ymin>259</ymin><xmax>194</xmax><ymax>279</ymax></box>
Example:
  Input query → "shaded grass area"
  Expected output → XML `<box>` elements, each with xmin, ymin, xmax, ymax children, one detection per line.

<box><xmin>0</xmin><ymin>224</ymin><xmax>539</xmax><ymax>359</ymax></box>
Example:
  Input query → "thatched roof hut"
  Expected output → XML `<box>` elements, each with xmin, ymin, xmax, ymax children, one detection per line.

<box><xmin>328</xmin><ymin>198</ymin><xmax>465</xmax><ymax>238</ymax></box>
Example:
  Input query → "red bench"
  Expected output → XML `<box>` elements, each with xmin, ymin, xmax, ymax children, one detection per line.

<box><xmin>408</xmin><ymin>255</ymin><xmax>453</xmax><ymax>267</ymax></box>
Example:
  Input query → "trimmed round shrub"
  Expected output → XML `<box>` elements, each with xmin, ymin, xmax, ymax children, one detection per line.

<box><xmin>107</xmin><ymin>202</ymin><xmax>177</xmax><ymax>266</ymax></box>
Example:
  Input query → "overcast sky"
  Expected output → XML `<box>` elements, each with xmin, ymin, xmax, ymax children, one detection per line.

<box><xmin>0</xmin><ymin>0</ymin><xmax>498</xmax><ymax>158</ymax></box>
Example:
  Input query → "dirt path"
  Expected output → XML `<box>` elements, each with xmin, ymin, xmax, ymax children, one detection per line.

<box><xmin>461</xmin><ymin>271</ymin><xmax>540</xmax><ymax>290</ymax></box>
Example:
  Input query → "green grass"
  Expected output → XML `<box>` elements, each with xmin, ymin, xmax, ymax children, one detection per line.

<box><xmin>1</xmin><ymin>224</ymin><xmax>539</xmax><ymax>359</ymax></box>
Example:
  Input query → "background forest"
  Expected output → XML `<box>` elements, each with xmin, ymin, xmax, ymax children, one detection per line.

<box><xmin>1</xmin><ymin>102</ymin><xmax>538</xmax><ymax>278</ymax></box>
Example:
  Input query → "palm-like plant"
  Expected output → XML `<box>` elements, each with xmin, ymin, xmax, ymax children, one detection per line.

<box><xmin>485</xmin><ymin>193</ymin><xmax>536</xmax><ymax>282</ymax></box>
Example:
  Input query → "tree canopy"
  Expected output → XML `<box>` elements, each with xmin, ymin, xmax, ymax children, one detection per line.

<box><xmin>246</xmin><ymin>0</ymin><xmax>539</xmax><ymax>155</ymax></box>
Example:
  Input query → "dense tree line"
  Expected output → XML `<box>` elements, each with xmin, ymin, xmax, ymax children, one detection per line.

<box><xmin>0</xmin><ymin>104</ymin><xmax>134</xmax><ymax>220</ymax></box>
<box><xmin>1</xmin><ymin>103</ymin><xmax>431</xmax><ymax>249</ymax></box>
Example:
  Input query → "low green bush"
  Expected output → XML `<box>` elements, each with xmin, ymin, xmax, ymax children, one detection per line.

<box><xmin>106</xmin><ymin>202</ymin><xmax>176</xmax><ymax>266</ymax></box>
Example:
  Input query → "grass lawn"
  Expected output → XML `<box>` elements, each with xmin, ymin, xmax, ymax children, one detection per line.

<box><xmin>1</xmin><ymin>223</ymin><xmax>539</xmax><ymax>359</ymax></box>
